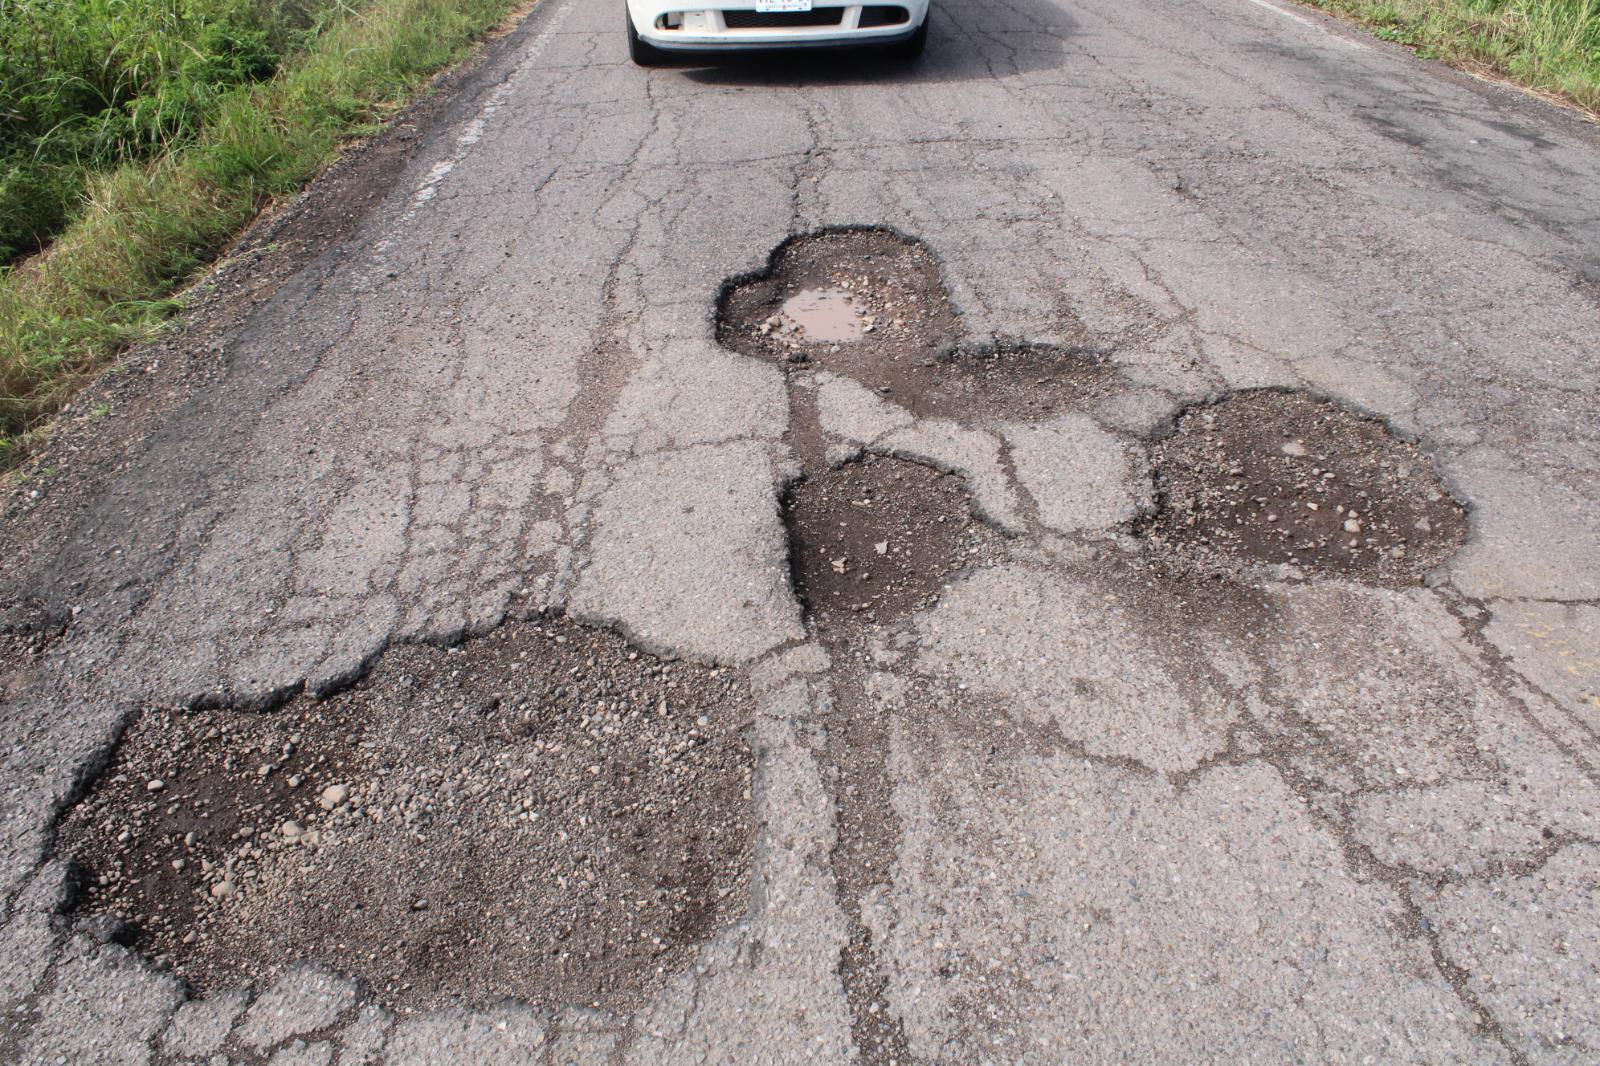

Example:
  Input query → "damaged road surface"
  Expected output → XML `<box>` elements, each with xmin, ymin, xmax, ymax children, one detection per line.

<box><xmin>4</xmin><ymin>0</ymin><xmax>1600</xmax><ymax>1063</ymax></box>
<box><xmin>57</xmin><ymin>616</ymin><xmax>754</xmax><ymax>1014</ymax></box>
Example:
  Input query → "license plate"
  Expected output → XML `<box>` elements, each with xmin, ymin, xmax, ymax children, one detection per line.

<box><xmin>755</xmin><ymin>0</ymin><xmax>812</xmax><ymax>10</ymax></box>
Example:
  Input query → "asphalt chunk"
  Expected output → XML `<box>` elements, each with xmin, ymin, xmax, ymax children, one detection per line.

<box><xmin>1140</xmin><ymin>390</ymin><xmax>1468</xmax><ymax>586</ymax></box>
<box><xmin>56</xmin><ymin>615</ymin><xmax>755</xmax><ymax>1013</ymax></box>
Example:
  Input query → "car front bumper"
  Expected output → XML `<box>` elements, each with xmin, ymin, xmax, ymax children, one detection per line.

<box><xmin>627</xmin><ymin>1</ymin><xmax>930</xmax><ymax>52</ymax></box>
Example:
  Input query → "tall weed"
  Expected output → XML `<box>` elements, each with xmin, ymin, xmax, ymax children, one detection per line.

<box><xmin>0</xmin><ymin>0</ymin><xmax>326</xmax><ymax>262</ymax></box>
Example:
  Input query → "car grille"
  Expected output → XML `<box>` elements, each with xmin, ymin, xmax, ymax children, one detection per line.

<box><xmin>722</xmin><ymin>9</ymin><xmax>846</xmax><ymax>29</ymax></box>
<box><xmin>858</xmin><ymin>5</ymin><xmax>910</xmax><ymax>26</ymax></box>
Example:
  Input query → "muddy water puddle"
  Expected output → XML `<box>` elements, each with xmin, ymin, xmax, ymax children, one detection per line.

<box><xmin>779</xmin><ymin>287</ymin><xmax>868</xmax><ymax>343</ymax></box>
<box><xmin>1141</xmin><ymin>390</ymin><xmax>1468</xmax><ymax>585</ymax></box>
<box><xmin>57</xmin><ymin>616</ymin><xmax>754</xmax><ymax>1012</ymax></box>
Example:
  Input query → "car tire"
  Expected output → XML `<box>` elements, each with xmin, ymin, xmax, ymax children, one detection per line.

<box><xmin>887</xmin><ymin>15</ymin><xmax>929</xmax><ymax>60</ymax></box>
<box><xmin>627</xmin><ymin>6</ymin><xmax>668</xmax><ymax>66</ymax></box>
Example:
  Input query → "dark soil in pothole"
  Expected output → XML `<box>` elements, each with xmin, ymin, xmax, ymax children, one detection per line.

<box><xmin>56</xmin><ymin>615</ymin><xmax>755</xmax><ymax>1013</ymax></box>
<box><xmin>1140</xmin><ymin>391</ymin><xmax>1468</xmax><ymax>586</ymax></box>
<box><xmin>919</xmin><ymin>341</ymin><xmax>1121</xmax><ymax>422</ymax></box>
<box><xmin>784</xmin><ymin>455</ymin><xmax>1001</xmax><ymax>633</ymax></box>
<box><xmin>718</xmin><ymin>229</ymin><xmax>959</xmax><ymax>365</ymax></box>
<box><xmin>1</xmin><ymin>633</ymin><xmax>45</xmax><ymax>703</ymax></box>
<box><xmin>719</xmin><ymin>229</ymin><xmax>1120</xmax><ymax>425</ymax></box>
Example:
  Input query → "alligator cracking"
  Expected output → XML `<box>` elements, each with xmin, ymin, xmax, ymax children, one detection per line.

<box><xmin>50</xmin><ymin>222</ymin><xmax>1485</xmax><ymax>1055</ymax></box>
<box><xmin>721</xmin><ymin>227</ymin><xmax>1484</xmax><ymax>1064</ymax></box>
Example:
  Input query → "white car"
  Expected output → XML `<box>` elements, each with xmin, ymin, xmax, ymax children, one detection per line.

<box><xmin>625</xmin><ymin>1</ymin><xmax>931</xmax><ymax>65</ymax></box>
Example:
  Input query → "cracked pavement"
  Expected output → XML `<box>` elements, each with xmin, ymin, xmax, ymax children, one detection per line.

<box><xmin>3</xmin><ymin>0</ymin><xmax>1600</xmax><ymax>1062</ymax></box>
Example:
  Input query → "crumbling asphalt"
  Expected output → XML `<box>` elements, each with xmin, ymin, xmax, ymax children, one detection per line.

<box><xmin>2</xmin><ymin>0</ymin><xmax>1599</xmax><ymax>1062</ymax></box>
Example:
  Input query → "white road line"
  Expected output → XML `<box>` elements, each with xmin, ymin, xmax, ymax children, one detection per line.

<box><xmin>403</xmin><ymin>0</ymin><xmax>577</xmax><ymax>218</ymax></box>
<box><xmin>1241</xmin><ymin>0</ymin><xmax>1370</xmax><ymax>51</ymax></box>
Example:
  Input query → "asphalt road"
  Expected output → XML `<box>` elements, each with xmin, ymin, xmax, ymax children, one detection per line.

<box><xmin>3</xmin><ymin>0</ymin><xmax>1599</xmax><ymax>1062</ymax></box>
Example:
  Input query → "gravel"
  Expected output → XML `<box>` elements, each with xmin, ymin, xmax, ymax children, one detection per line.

<box><xmin>1140</xmin><ymin>390</ymin><xmax>1468</xmax><ymax>585</ymax></box>
<box><xmin>55</xmin><ymin>613</ymin><xmax>756</xmax><ymax>1013</ymax></box>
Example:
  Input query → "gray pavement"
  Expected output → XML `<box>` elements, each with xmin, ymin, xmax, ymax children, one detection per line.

<box><xmin>2</xmin><ymin>0</ymin><xmax>1599</xmax><ymax>1062</ymax></box>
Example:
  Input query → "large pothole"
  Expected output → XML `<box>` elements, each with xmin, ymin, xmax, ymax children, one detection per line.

<box><xmin>783</xmin><ymin>455</ymin><xmax>1001</xmax><ymax>633</ymax></box>
<box><xmin>1140</xmin><ymin>390</ymin><xmax>1468</xmax><ymax>585</ymax></box>
<box><xmin>56</xmin><ymin>615</ymin><xmax>754</xmax><ymax>1013</ymax></box>
<box><xmin>719</xmin><ymin>228</ymin><xmax>1119</xmax><ymax>425</ymax></box>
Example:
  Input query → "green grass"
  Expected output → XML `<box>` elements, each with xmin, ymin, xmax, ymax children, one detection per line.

<box><xmin>1298</xmin><ymin>0</ymin><xmax>1600</xmax><ymax>113</ymax></box>
<box><xmin>0</xmin><ymin>0</ymin><xmax>328</xmax><ymax>265</ymax></box>
<box><xmin>0</xmin><ymin>0</ymin><xmax>524</xmax><ymax>466</ymax></box>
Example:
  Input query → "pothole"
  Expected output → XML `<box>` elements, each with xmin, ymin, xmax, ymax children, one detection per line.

<box><xmin>780</xmin><ymin>452</ymin><xmax>997</xmax><ymax>1066</ymax></box>
<box><xmin>783</xmin><ymin>455</ymin><xmax>1000</xmax><ymax>633</ymax></box>
<box><xmin>719</xmin><ymin>229</ymin><xmax>1120</xmax><ymax>424</ymax></box>
<box><xmin>719</xmin><ymin>228</ymin><xmax>959</xmax><ymax>366</ymax></box>
<box><xmin>55</xmin><ymin>615</ymin><xmax>755</xmax><ymax>1013</ymax></box>
<box><xmin>1140</xmin><ymin>390</ymin><xmax>1468</xmax><ymax>585</ymax></box>
<box><xmin>725</xmin><ymin>230</ymin><xmax>1015</xmax><ymax>1066</ymax></box>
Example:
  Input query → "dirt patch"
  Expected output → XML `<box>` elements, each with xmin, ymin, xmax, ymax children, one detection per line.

<box><xmin>825</xmin><ymin>661</ymin><xmax>914</xmax><ymax>1066</ymax></box>
<box><xmin>920</xmin><ymin>340</ymin><xmax>1121</xmax><ymax>422</ymax></box>
<box><xmin>779</xmin><ymin>452</ymin><xmax>997</xmax><ymax>1066</ymax></box>
<box><xmin>56</xmin><ymin>615</ymin><xmax>754</xmax><ymax>1013</ymax></box>
<box><xmin>718</xmin><ymin>228</ymin><xmax>960</xmax><ymax>368</ymax></box>
<box><xmin>1139</xmin><ymin>390</ymin><xmax>1467</xmax><ymax>586</ymax></box>
<box><xmin>719</xmin><ymin>229</ymin><xmax>1121</xmax><ymax>426</ymax></box>
<box><xmin>783</xmin><ymin>455</ymin><xmax>1001</xmax><ymax>633</ymax></box>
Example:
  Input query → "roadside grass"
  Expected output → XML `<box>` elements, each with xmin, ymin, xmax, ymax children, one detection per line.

<box><xmin>1297</xmin><ymin>0</ymin><xmax>1600</xmax><ymax>115</ymax></box>
<box><xmin>0</xmin><ymin>0</ymin><xmax>523</xmax><ymax>468</ymax></box>
<box><xmin>0</xmin><ymin>0</ymin><xmax>328</xmax><ymax>265</ymax></box>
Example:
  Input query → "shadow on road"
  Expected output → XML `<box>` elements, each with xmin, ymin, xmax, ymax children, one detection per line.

<box><xmin>673</xmin><ymin>0</ymin><xmax>1078</xmax><ymax>87</ymax></box>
